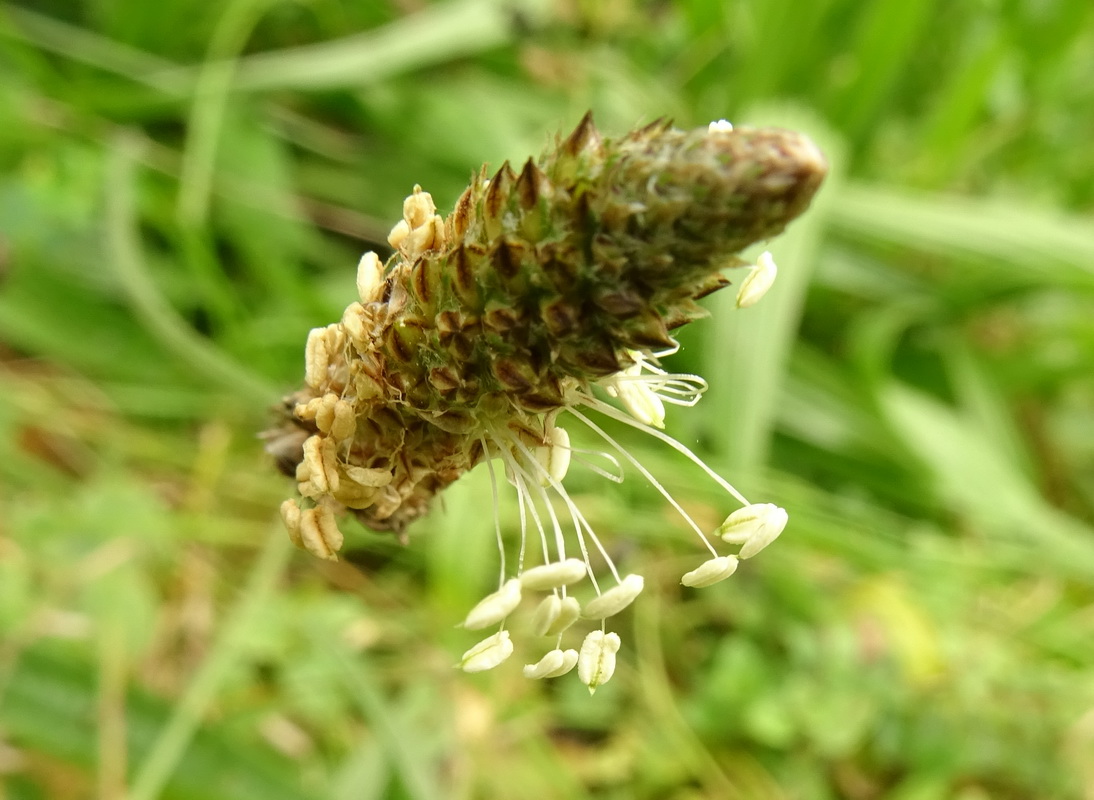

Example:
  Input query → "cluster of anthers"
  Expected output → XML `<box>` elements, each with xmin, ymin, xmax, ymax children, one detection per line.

<box><xmin>268</xmin><ymin>115</ymin><xmax>824</xmax><ymax>693</ymax></box>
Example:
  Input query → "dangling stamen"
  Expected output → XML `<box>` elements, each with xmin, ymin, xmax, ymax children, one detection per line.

<box><xmin>566</xmin><ymin>407</ymin><xmax>720</xmax><ymax>557</ymax></box>
<box><xmin>495</xmin><ymin>425</ymin><xmax>623</xmax><ymax>588</ymax></box>
<box><xmin>495</xmin><ymin>440</ymin><xmax>564</xmax><ymax>565</ymax></box>
<box><xmin>495</xmin><ymin>429</ymin><xmax>598</xmax><ymax>585</ymax></box>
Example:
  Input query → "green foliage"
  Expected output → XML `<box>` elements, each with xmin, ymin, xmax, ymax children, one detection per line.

<box><xmin>1</xmin><ymin>0</ymin><xmax>1092</xmax><ymax>797</ymax></box>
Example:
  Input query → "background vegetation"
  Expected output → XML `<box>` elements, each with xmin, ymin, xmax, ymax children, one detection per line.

<box><xmin>2</xmin><ymin>0</ymin><xmax>1093</xmax><ymax>797</ymax></box>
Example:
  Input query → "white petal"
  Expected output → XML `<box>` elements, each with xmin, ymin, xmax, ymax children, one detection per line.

<box><xmin>459</xmin><ymin>631</ymin><xmax>513</xmax><ymax>673</ymax></box>
<box><xmin>462</xmin><ymin>578</ymin><xmax>522</xmax><ymax>630</ymax></box>
<box><xmin>520</xmin><ymin>558</ymin><xmax>588</xmax><ymax>591</ymax></box>
<box><xmin>578</xmin><ymin>630</ymin><xmax>621</xmax><ymax>693</ymax></box>
<box><xmin>582</xmin><ymin>574</ymin><xmax>644</xmax><ymax>619</ymax></box>
<box><xmin>681</xmin><ymin>555</ymin><xmax>739</xmax><ymax>588</ymax></box>
<box><xmin>735</xmin><ymin>251</ymin><xmax>778</xmax><ymax>308</ymax></box>
<box><xmin>523</xmin><ymin>648</ymin><xmax>579</xmax><ymax>679</ymax></box>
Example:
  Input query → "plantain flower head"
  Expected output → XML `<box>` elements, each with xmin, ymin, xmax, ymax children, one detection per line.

<box><xmin>264</xmin><ymin>114</ymin><xmax>826</xmax><ymax>690</ymax></box>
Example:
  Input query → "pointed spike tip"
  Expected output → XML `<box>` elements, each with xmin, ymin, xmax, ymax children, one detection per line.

<box><xmin>562</xmin><ymin>110</ymin><xmax>602</xmax><ymax>157</ymax></box>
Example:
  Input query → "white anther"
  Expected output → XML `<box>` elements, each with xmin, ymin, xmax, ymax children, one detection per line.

<box><xmin>523</xmin><ymin>648</ymin><xmax>579</xmax><ymax>679</ymax></box>
<box><xmin>535</xmin><ymin>424</ymin><xmax>572</xmax><ymax>486</ymax></box>
<box><xmin>387</xmin><ymin>219</ymin><xmax>410</xmax><ymax>249</ymax></box>
<box><xmin>735</xmin><ymin>251</ymin><xmax>778</xmax><ymax>308</ymax></box>
<box><xmin>459</xmin><ymin>630</ymin><xmax>513</xmax><ymax>673</ymax></box>
<box><xmin>356</xmin><ymin>251</ymin><xmax>385</xmax><ymax>304</ymax></box>
<box><xmin>681</xmin><ymin>555</ymin><xmax>739</xmax><ymax>587</ymax></box>
<box><xmin>519</xmin><ymin>558</ymin><xmax>587</xmax><ymax>591</ymax></box>
<box><xmin>578</xmin><ymin>630</ymin><xmax>621</xmax><ymax>694</ymax></box>
<box><xmin>531</xmin><ymin>595</ymin><xmax>581</xmax><ymax>637</ymax></box>
<box><xmin>462</xmin><ymin>578</ymin><xmax>522</xmax><ymax>630</ymax></box>
<box><xmin>717</xmin><ymin>503</ymin><xmax>788</xmax><ymax>558</ymax></box>
<box><xmin>582</xmin><ymin>574</ymin><xmax>644</xmax><ymax>619</ymax></box>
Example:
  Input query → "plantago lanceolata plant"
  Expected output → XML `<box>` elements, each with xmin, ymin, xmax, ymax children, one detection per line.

<box><xmin>265</xmin><ymin>114</ymin><xmax>826</xmax><ymax>692</ymax></box>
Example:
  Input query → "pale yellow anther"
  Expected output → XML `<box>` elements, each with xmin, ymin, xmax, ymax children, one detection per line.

<box><xmin>462</xmin><ymin>578</ymin><xmax>522</xmax><ymax>630</ymax></box>
<box><xmin>519</xmin><ymin>558</ymin><xmax>587</xmax><ymax>591</ymax></box>
<box><xmin>717</xmin><ymin>503</ymin><xmax>788</xmax><ymax>558</ymax></box>
<box><xmin>342</xmin><ymin>465</ymin><xmax>392</xmax><ymax>488</ymax></box>
<box><xmin>531</xmin><ymin>594</ymin><xmax>581</xmax><ymax>637</ymax></box>
<box><xmin>459</xmin><ymin>631</ymin><xmax>513</xmax><ymax>673</ymax></box>
<box><xmin>523</xmin><ymin>648</ymin><xmax>579</xmax><ymax>679</ymax></box>
<box><xmin>736</xmin><ymin>251</ymin><xmax>778</xmax><ymax>308</ymax></box>
<box><xmin>681</xmin><ymin>555</ymin><xmax>739</xmax><ymax>587</ymax></box>
<box><xmin>341</xmin><ymin>302</ymin><xmax>367</xmax><ymax>345</ymax></box>
<box><xmin>387</xmin><ymin>219</ymin><xmax>410</xmax><ymax>250</ymax></box>
<box><xmin>603</xmin><ymin>360</ymin><xmax>666</xmax><ymax>428</ymax></box>
<box><xmin>578</xmin><ymin>630</ymin><xmax>621</xmax><ymax>694</ymax></box>
<box><xmin>280</xmin><ymin>499</ymin><xmax>303</xmax><ymax>548</ymax></box>
<box><xmin>302</xmin><ymin>435</ymin><xmax>340</xmax><ymax>494</ymax></box>
<box><xmin>402</xmin><ymin>185</ymin><xmax>436</xmax><ymax>229</ymax></box>
<box><xmin>329</xmin><ymin>400</ymin><xmax>356</xmax><ymax>442</ymax></box>
<box><xmin>297</xmin><ymin>504</ymin><xmax>343</xmax><ymax>560</ymax></box>
<box><xmin>304</xmin><ymin>327</ymin><xmax>330</xmax><ymax>389</ymax></box>
<box><xmin>582</xmin><ymin>574</ymin><xmax>644</xmax><ymax>619</ymax></box>
<box><xmin>356</xmin><ymin>251</ymin><xmax>385</xmax><ymax>304</ymax></box>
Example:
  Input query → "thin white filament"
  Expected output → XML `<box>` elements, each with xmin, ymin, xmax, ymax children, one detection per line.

<box><xmin>577</xmin><ymin>397</ymin><xmax>751</xmax><ymax>506</ymax></box>
<box><xmin>480</xmin><ymin>435</ymin><xmax>506</xmax><ymax>587</ymax></box>
<box><xmin>566</xmin><ymin>407</ymin><xmax>719</xmax><ymax>556</ymax></box>
<box><xmin>509</xmin><ymin>453</ymin><xmax>552</xmax><ymax>571</ymax></box>
<box><xmin>569</xmin><ymin>447</ymin><xmax>625</xmax><ymax>483</ymax></box>
<box><xmin>494</xmin><ymin>436</ymin><xmax>567</xmax><ymax>570</ymax></box>
<box><xmin>496</xmin><ymin>425</ymin><xmax>620</xmax><ymax>588</ymax></box>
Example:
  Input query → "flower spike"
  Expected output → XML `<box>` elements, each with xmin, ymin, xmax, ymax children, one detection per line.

<box><xmin>265</xmin><ymin>113</ymin><xmax>826</xmax><ymax>688</ymax></box>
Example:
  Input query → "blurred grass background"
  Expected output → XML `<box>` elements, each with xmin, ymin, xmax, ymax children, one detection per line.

<box><xmin>2</xmin><ymin>0</ymin><xmax>1094</xmax><ymax>798</ymax></box>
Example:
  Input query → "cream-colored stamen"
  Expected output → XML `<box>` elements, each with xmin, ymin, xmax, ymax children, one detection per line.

<box><xmin>582</xmin><ymin>574</ymin><xmax>644</xmax><ymax>619</ymax></box>
<box><xmin>462</xmin><ymin>578</ymin><xmax>522</xmax><ymax>630</ymax></box>
<box><xmin>717</xmin><ymin>503</ymin><xmax>788</xmax><ymax>558</ymax></box>
<box><xmin>520</xmin><ymin>558</ymin><xmax>587</xmax><ymax>590</ymax></box>
<box><xmin>681</xmin><ymin>555</ymin><xmax>738</xmax><ymax>587</ymax></box>
<box><xmin>459</xmin><ymin>631</ymin><xmax>513</xmax><ymax>673</ymax></box>
<box><xmin>356</xmin><ymin>251</ymin><xmax>385</xmax><ymax>304</ymax></box>
<box><xmin>523</xmin><ymin>648</ymin><xmax>579</xmax><ymax>679</ymax></box>
<box><xmin>735</xmin><ymin>251</ymin><xmax>778</xmax><ymax>308</ymax></box>
<box><xmin>578</xmin><ymin>630</ymin><xmax>621</xmax><ymax>693</ymax></box>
